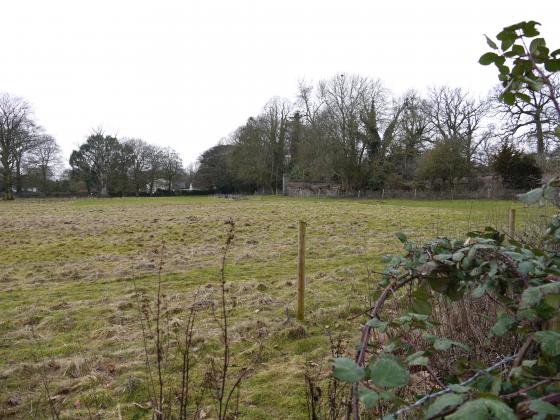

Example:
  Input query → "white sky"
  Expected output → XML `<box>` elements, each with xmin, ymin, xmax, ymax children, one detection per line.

<box><xmin>2</xmin><ymin>0</ymin><xmax>559</xmax><ymax>167</ymax></box>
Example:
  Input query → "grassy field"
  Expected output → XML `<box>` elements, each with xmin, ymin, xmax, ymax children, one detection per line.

<box><xmin>0</xmin><ymin>196</ymin><xmax>539</xmax><ymax>418</ymax></box>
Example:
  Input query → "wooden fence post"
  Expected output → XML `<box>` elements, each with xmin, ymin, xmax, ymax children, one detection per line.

<box><xmin>508</xmin><ymin>208</ymin><xmax>516</xmax><ymax>240</ymax></box>
<box><xmin>297</xmin><ymin>220</ymin><xmax>306</xmax><ymax>321</ymax></box>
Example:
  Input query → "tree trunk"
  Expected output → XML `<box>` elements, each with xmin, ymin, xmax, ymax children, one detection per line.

<box><xmin>3</xmin><ymin>170</ymin><xmax>14</xmax><ymax>200</ymax></box>
<box><xmin>41</xmin><ymin>167</ymin><xmax>48</xmax><ymax>195</ymax></box>
<box><xmin>15</xmin><ymin>158</ymin><xmax>22</xmax><ymax>193</ymax></box>
<box><xmin>535</xmin><ymin>109</ymin><xmax>545</xmax><ymax>162</ymax></box>
<box><xmin>100</xmin><ymin>172</ymin><xmax>109</xmax><ymax>197</ymax></box>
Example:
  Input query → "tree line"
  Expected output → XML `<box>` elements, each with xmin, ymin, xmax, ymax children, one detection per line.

<box><xmin>69</xmin><ymin>133</ymin><xmax>187</xmax><ymax>196</ymax></box>
<box><xmin>0</xmin><ymin>93</ymin><xmax>63</xmax><ymax>200</ymax></box>
<box><xmin>0</xmin><ymin>92</ymin><xmax>190</xmax><ymax>199</ymax></box>
<box><xmin>3</xmin><ymin>70</ymin><xmax>557</xmax><ymax>199</ymax></box>
<box><xmin>194</xmin><ymin>74</ymin><xmax>558</xmax><ymax>194</ymax></box>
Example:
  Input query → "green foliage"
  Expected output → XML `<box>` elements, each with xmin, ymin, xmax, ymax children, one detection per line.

<box><xmin>446</xmin><ymin>397</ymin><xmax>516</xmax><ymax>419</ymax></box>
<box><xmin>358</xmin><ymin>388</ymin><xmax>379</xmax><ymax>409</ymax></box>
<box><xmin>534</xmin><ymin>331</ymin><xmax>560</xmax><ymax>356</ymax></box>
<box><xmin>481</xmin><ymin>21</ymin><xmax>560</xmax><ymax>138</ymax></box>
<box><xmin>194</xmin><ymin>144</ymin><xmax>236</xmax><ymax>193</ymax></box>
<box><xmin>332</xmin><ymin>357</ymin><xmax>365</xmax><ymax>383</ymax></box>
<box><xmin>424</xmin><ymin>393</ymin><xmax>465</xmax><ymax>419</ymax></box>
<box><xmin>529</xmin><ymin>399</ymin><xmax>560</xmax><ymax>416</ymax></box>
<box><xmin>368</xmin><ymin>355</ymin><xmax>410</xmax><ymax>388</ymax></box>
<box><xmin>333</xmin><ymin>177</ymin><xmax>560</xmax><ymax>416</ymax></box>
<box><xmin>491</xmin><ymin>143</ymin><xmax>542</xmax><ymax>189</ymax></box>
<box><xmin>415</xmin><ymin>138</ymin><xmax>470</xmax><ymax>187</ymax></box>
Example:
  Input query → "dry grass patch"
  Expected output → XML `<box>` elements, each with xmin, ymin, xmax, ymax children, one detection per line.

<box><xmin>0</xmin><ymin>196</ymin><xmax>535</xmax><ymax>418</ymax></box>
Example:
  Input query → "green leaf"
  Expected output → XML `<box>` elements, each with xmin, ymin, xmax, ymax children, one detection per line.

<box><xmin>500</xmin><ymin>91</ymin><xmax>515</xmax><ymax>105</ymax></box>
<box><xmin>501</xmin><ymin>38</ymin><xmax>516</xmax><ymax>51</ymax></box>
<box><xmin>367</xmin><ymin>318</ymin><xmax>388</xmax><ymax>332</ymax></box>
<box><xmin>411</xmin><ymin>287</ymin><xmax>432</xmax><ymax>315</ymax></box>
<box><xmin>434</xmin><ymin>253</ymin><xmax>453</xmax><ymax>262</ymax></box>
<box><xmin>490</xmin><ymin>313</ymin><xmax>516</xmax><ymax>337</ymax></box>
<box><xmin>333</xmin><ymin>357</ymin><xmax>365</xmax><ymax>383</ymax></box>
<box><xmin>488</xmin><ymin>260</ymin><xmax>498</xmax><ymax>278</ymax></box>
<box><xmin>484</xmin><ymin>35</ymin><xmax>498</xmax><ymax>50</ymax></box>
<box><xmin>406</xmin><ymin>351</ymin><xmax>429</xmax><ymax>367</ymax></box>
<box><xmin>522</xmin><ymin>21</ymin><xmax>540</xmax><ymax>37</ymax></box>
<box><xmin>448</xmin><ymin>384</ymin><xmax>471</xmax><ymax>393</ymax></box>
<box><xmin>445</xmin><ymin>399</ymin><xmax>489</xmax><ymax>419</ymax></box>
<box><xmin>545</xmin><ymin>59</ymin><xmax>560</xmax><ymax>72</ymax></box>
<box><xmin>433</xmin><ymin>337</ymin><xmax>453</xmax><ymax>351</ymax></box>
<box><xmin>518</xmin><ymin>261</ymin><xmax>535</xmax><ymax>275</ymax></box>
<box><xmin>511</xmin><ymin>44</ymin><xmax>525</xmax><ymax>56</ymax></box>
<box><xmin>472</xmin><ymin>284</ymin><xmax>486</xmax><ymax>299</ymax></box>
<box><xmin>530</xmin><ymin>38</ymin><xmax>546</xmax><ymax>55</ymax></box>
<box><xmin>522</xmin><ymin>359</ymin><xmax>537</xmax><ymax>368</ymax></box>
<box><xmin>518</xmin><ymin>187</ymin><xmax>544</xmax><ymax>205</ymax></box>
<box><xmin>520</xmin><ymin>287</ymin><xmax>543</xmax><ymax>309</ymax></box>
<box><xmin>396</xmin><ymin>232</ymin><xmax>407</xmax><ymax>243</ymax></box>
<box><xmin>433</xmin><ymin>337</ymin><xmax>470</xmax><ymax>352</ymax></box>
<box><xmin>424</xmin><ymin>393</ymin><xmax>465</xmax><ymax>419</ymax></box>
<box><xmin>479</xmin><ymin>52</ymin><xmax>499</xmax><ymax>65</ymax></box>
<box><xmin>517</xmin><ymin>92</ymin><xmax>531</xmax><ymax>103</ymax></box>
<box><xmin>497</xmin><ymin>29</ymin><xmax>517</xmax><ymax>51</ymax></box>
<box><xmin>529</xmin><ymin>399</ymin><xmax>560</xmax><ymax>415</ymax></box>
<box><xmin>358</xmin><ymin>387</ymin><xmax>379</xmax><ymax>409</ymax></box>
<box><xmin>369</xmin><ymin>355</ymin><xmax>410</xmax><ymax>388</ymax></box>
<box><xmin>446</xmin><ymin>397</ymin><xmax>516</xmax><ymax>419</ymax></box>
<box><xmin>534</xmin><ymin>330</ymin><xmax>560</xmax><ymax>356</ymax></box>
<box><xmin>452</xmin><ymin>251</ymin><xmax>465</xmax><ymax>262</ymax></box>
<box><xmin>525</xmin><ymin>76</ymin><xmax>544</xmax><ymax>91</ymax></box>
<box><xmin>555</xmin><ymin>125</ymin><xmax>560</xmax><ymax>139</ymax></box>
<box><xmin>490</xmin><ymin>375</ymin><xmax>502</xmax><ymax>395</ymax></box>
<box><xmin>497</xmin><ymin>65</ymin><xmax>510</xmax><ymax>75</ymax></box>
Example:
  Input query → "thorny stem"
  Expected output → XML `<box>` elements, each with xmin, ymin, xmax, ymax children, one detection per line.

<box><xmin>131</xmin><ymin>270</ymin><xmax>157</xmax><ymax>409</ymax></box>
<box><xmin>155</xmin><ymin>243</ymin><xmax>165</xmax><ymax>419</ymax></box>
<box><xmin>179</xmin><ymin>290</ymin><xmax>200</xmax><ymax>420</ymax></box>
<box><xmin>218</xmin><ymin>219</ymin><xmax>235</xmax><ymax>420</ymax></box>
<box><xmin>509</xmin><ymin>334</ymin><xmax>533</xmax><ymax>378</ymax></box>
<box><xmin>351</xmin><ymin>273</ymin><xmax>413</xmax><ymax>420</ymax></box>
<box><xmin>520</xmin><ymin>36</ymin><xmax>560</xmax><ymax>118</ymax></box>
<box><xmin>425</xmin><ymin>365</ymin><xmax>446</xmax><ymax>389</ymax></box>
<box><xmin>389</xmin><ymin>355</ymin><xmax>515</xmax><ymax>418</ymax></box>
<box><xmin>503</xmin><ymin>377</ymin><xmax>560</xmax><ymax>400</ymax></box>
<box><xmin>30</xmin><ymin>324</ymin><xmax>60</xmax><ymax>420</ymax></box>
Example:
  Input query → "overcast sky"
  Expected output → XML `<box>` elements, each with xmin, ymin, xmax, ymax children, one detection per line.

<box><xmin>2</xmin><ymin>0</ymin><xmax>559</xmax><ymax>167</ymax></box>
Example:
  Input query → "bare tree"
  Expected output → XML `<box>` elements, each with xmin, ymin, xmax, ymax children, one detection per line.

<box><xmin>0</xmin><ymin>93</ymin><xmax>32</xmax><ymax>200</ymax></box>
<box><xmin>29</xmin><ymin>134</ymin><xmax>62</xmax><ymax>194</ymax></box>
<box><xmin>318</xmin><ymin>74</ymin><xmax>372</xmax><ymax>190</ymax></box>
<box><xmin>13</xmin><ymin>120</ymin><xmax>41</xmax><ymax>193</ymax></box>
<box><xmin>492</xmin><ymin>77</ymin><xmax>560</xmax><ymax>162</ymax></box>
<box><xmin>124</xmin><ymin>138</ymin><xmax>152</xmax><ymax>196</ymax></box>
<box><xmin>427</xmin><ymin>86</ymin><xmax>492</xmax><ymax>166</ymax></box>
<box><xmin>388</xmin><ymin>91</ymin><xmax>431</xmax><ymax>180</ymax></box>
<box><xmin>161</xmin><ymin>147</ymin><xmax>183</xmax><ymax>191</ymax></box>
<box><xmin>296</xmin><ymin>79</ymin><xmax>325</xmax><ymax>128</ymax></box>
<box><xmin>145</xmin><ymin>145</ymin><xmax>164</xmax><ymax>195</ymax></box>
<box><xmin>261</xmin><ymin>97</ymin><xmax>291</xmax><ymax>192</ymax></box>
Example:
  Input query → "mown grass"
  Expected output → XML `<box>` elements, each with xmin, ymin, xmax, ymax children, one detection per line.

<box><xmin>0</xmin><ymin>195</ymin><xmax>541</xmax><ymax>418</ymax></box>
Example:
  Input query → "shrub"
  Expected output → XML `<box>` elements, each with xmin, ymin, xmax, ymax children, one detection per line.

<box><xmin>492</xmin><ymin>143</ymin><xmax>542</xmax><ymax>189</ymax></box>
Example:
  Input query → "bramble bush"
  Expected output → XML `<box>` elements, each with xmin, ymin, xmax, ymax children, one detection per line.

<box><xmin>332</xmin><ymin>21</ymin><xmax>560</xmax><ymax>419</ymax></box>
